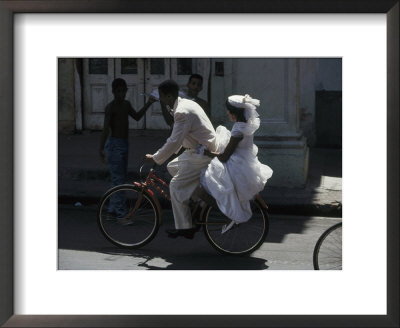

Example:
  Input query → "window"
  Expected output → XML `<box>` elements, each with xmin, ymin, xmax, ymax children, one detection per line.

<box><xmin>177</xmin><ymin>58</ymin><xmax>192</xmax><ymax>75</ymax></box>
<box><xmin>88</xmin><ymin>58</ymin><xmax>108</xmax><ymax>74</ymax></box>
<box><xmin>150</xmin><ymin>59</ymin><xmax>165</xmax><ymax>75</ymax></box>
<box><xmin>121</xmin><ymin>58</ymin><xmax>138</xmax><ymax>74</ymax></box>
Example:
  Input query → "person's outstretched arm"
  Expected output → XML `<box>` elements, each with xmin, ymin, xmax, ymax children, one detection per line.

<box><xmin>128</xmin><ymin>97</ymin><xmax>157</xmax><ymax>121</ymax></box>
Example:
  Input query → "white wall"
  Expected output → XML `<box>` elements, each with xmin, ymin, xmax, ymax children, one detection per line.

<box><xmin>210</xmin><ymin>58</ymin><xmax>302</xmax><ymax>137</ymax></box>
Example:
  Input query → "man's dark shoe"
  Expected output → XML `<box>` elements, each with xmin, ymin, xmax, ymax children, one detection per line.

<box><xmin>166</xmin><ymin>227</ymin><xmax>197</xmax><ymax>239</ymax></box>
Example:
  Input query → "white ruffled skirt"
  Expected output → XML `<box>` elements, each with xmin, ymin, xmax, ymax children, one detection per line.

<box><xmin>200</xmin><ymin>126</ymin><xmax>273</xmax><ymax>223</ymax></box>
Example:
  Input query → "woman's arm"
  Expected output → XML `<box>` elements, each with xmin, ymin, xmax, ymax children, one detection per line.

<box><xmin>204</xmin><ymin>135</ymin><xmax>243</xmax><ymax>162</ymax></box>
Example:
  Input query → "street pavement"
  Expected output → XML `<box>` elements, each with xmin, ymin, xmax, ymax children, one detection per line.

<box><xmin>58</xmin><ymin>130</ymin><xmax>342</xmax><ymax>270</ymax></box>
<box><xmin>58</xmin><ymin>204</ymin><xmax>341</xmax><ymax>270</ymax></box>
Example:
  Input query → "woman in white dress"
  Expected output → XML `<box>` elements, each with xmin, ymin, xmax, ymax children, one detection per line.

<box><xmin>199</xmin><ymin>94</ymin><xmax>273</xmax><ymax>233</ymax></box>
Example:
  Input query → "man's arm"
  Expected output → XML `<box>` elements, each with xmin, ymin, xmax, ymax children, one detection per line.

<box><xmin>128</xmin><ymin>97</ymin><xmax>157</xmax><ymax>121</ymax></box>
<box><xmin>152</xmin><ymin>112</ymin><xmax>189</xmax><ymax>165</ymax></box>
<box><xmin>99</xmin><ymin>105</ymin><xmax>112</xmax><ymax>163</ymax></box>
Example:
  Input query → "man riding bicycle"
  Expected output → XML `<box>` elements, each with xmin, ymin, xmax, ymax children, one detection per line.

<box><xmin>145</xmin><ymin>80</ymin><xmax>217</xmax><ymax>239</ymax></box>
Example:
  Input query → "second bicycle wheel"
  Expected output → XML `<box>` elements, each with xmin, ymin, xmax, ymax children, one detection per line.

<box><xmin>98</xmin><ymin>184</ymin><xmax>160</xmax><ymax>249</ymax></box>
<box><xmin>313</xmin><ymin>222</ymin><xmax>342</xmax><ymax>270</ymax></box>
<box><xmin>203</xmin><ymin>199</ymin><xmax>269</xmax><ymax>256</ymax></box>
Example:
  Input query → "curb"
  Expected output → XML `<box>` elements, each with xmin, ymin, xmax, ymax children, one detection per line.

<box><xmin>58</xmin><ymin>194</ymin><xmax>342</xmax><ymax>218</ymax></box>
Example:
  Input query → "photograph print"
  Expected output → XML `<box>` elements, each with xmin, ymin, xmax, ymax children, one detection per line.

<box><xmin>58</xmin><ymin>58</ymin><xmax>342</xmax><ymax>270</ymax></box>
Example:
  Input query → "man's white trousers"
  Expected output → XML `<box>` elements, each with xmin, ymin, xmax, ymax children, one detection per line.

<box><xmin>167</xmin><ymin>150</ymin><xmax>211</xmax><ymax>229</ymax></box>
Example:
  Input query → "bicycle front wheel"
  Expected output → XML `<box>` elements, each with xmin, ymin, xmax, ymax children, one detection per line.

<box><xmin>98</xmin><ymin>184</ymin><xmax>160</xmax><ymax>249</ymax></box>
<box><xmin>203</xmin><ymin>199</ymin><xmax>269</xmax><ymax>256</ymax></box>
<box><xmin>313</xmin><ymin>222</ymin><xmax>342</xmax><ymax>270</ymax></box>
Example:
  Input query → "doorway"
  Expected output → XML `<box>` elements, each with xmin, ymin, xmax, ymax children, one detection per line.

<box><xmin>82</xmin><ymin>58</ymin><xmax>210</xmax><ymax>130</ymax></box>
<box><xmin>315</xmin><ymin>90</ymin><xmax>342</xmax><ymax>148</ymax></box>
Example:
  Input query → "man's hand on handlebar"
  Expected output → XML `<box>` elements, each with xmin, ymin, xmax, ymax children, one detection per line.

<box><xmin>145</xmin><ymin>154</ymin><xmax>155</xmax><ymax>164</ymax></box>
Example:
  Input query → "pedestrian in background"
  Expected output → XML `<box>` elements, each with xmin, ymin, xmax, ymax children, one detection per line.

<box><xmin>99</xmin><ymin>78</ymin><xmax>156</xmax><ymax>217</ymax></box>
<box><xmin>183</xmin><ymin>74</ymin><xmax>210</xmax><ymax>118</ymax></box>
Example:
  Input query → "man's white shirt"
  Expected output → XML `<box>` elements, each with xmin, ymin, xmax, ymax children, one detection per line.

<box><xmin>152</xmin><ymin>97</ymin><xmax>217</xmax><ymax>165</ymax></box>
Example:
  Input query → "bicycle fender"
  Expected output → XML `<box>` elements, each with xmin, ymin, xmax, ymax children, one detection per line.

<box><xmin>255</xmin><ymin>194</ymin><xmax>268</xmax><ymax>209</ymax></box>
<box><xmin>199</xmin><ymin>204</ymin><xmax>210</xmax><ymax>223</ymax></box>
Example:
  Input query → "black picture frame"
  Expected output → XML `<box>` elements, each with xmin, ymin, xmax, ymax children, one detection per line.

<box><xmin>0</xmin><ymin>1</ymin><xmax>398</xmax><ymax>327</ymax></box>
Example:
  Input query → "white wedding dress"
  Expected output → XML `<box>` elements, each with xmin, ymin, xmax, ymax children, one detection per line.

<box><xmin>200</xmin><ymin>117</ymin><xmax>273</xmax><ymax>223</ymax></box>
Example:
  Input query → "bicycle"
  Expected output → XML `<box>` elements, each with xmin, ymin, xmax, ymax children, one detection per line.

<box><xmin>97</xmin><ymin>162</ymin><xmax>269</xmax><ymax>256</ymax></box>
<box><xmin>313</xmin><ymin>222</ymin><xmax>342</xmax><ymax>270</ymax></box>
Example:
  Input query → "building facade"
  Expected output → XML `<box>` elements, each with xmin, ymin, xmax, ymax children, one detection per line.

<box><xmin>58</xmin><ymin>58</ymin><xmax>342</xmax><ymax>187</ymax></box>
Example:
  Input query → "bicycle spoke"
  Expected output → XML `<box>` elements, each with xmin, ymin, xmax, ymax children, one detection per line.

<box><xmin>204</xmin><ymin>201</ymin><xmax>268</xmax><ymax>255</ymax></box>
<box><xmin>314</xmin><ymin>223</ymin><xmax>342</xmax><ymax>270</ymax></box>
<box><xmin>98</xmin><ymin>185</ymin><xmax>159</xmax><ymax>248</ymax></box>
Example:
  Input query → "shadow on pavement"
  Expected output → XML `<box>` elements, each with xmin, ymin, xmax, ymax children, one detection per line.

<box><xmin>267</xmin><ymin>216</ymin><xmax>314</xmax><ymax>244</ymax></box>
<box><xmin>58</xmin><ymin>205</ymin><xmax>342</xmax><ymax>270</ymax></box>
<box><xmin>58</xmin><ymin>206</ymin><xmax>270</xmax><ymax>270</ymax></box>
<box><xmin>57</xmin><ymin>205</ymin><xmax>328</xmax><ymax>270</ymax></box>
<box><xmin>95</xmin><ymin>248</ymin><xmax>269</xmax><ymax>270</ymax></box>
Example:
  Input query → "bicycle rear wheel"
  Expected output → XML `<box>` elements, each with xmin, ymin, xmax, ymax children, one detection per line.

<box><xmin>98</xmin><ymin>184</ymin><xmax>160</xmax><ymax>249</ymax></box>
<box><xmin>202</xmin><ymin>199</ymin><xmax>269</xmax><ymax>256</ymax></box>
<box><xmin>313</xmin><ymin>222</ymin><xmax>342</xmax><ymax>270</ymax></box>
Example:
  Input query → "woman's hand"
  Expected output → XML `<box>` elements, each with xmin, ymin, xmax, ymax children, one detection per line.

<box><xmin>204</xmin><ymin>149</ymin><xmax>218</xmax><ymax>158</ymax></box>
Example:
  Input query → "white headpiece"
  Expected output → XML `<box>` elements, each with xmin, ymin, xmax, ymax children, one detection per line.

<box><xmin>227</xmin><ymin>94</ymin><xmax>260</xmax><ymax>120</ymax></box>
